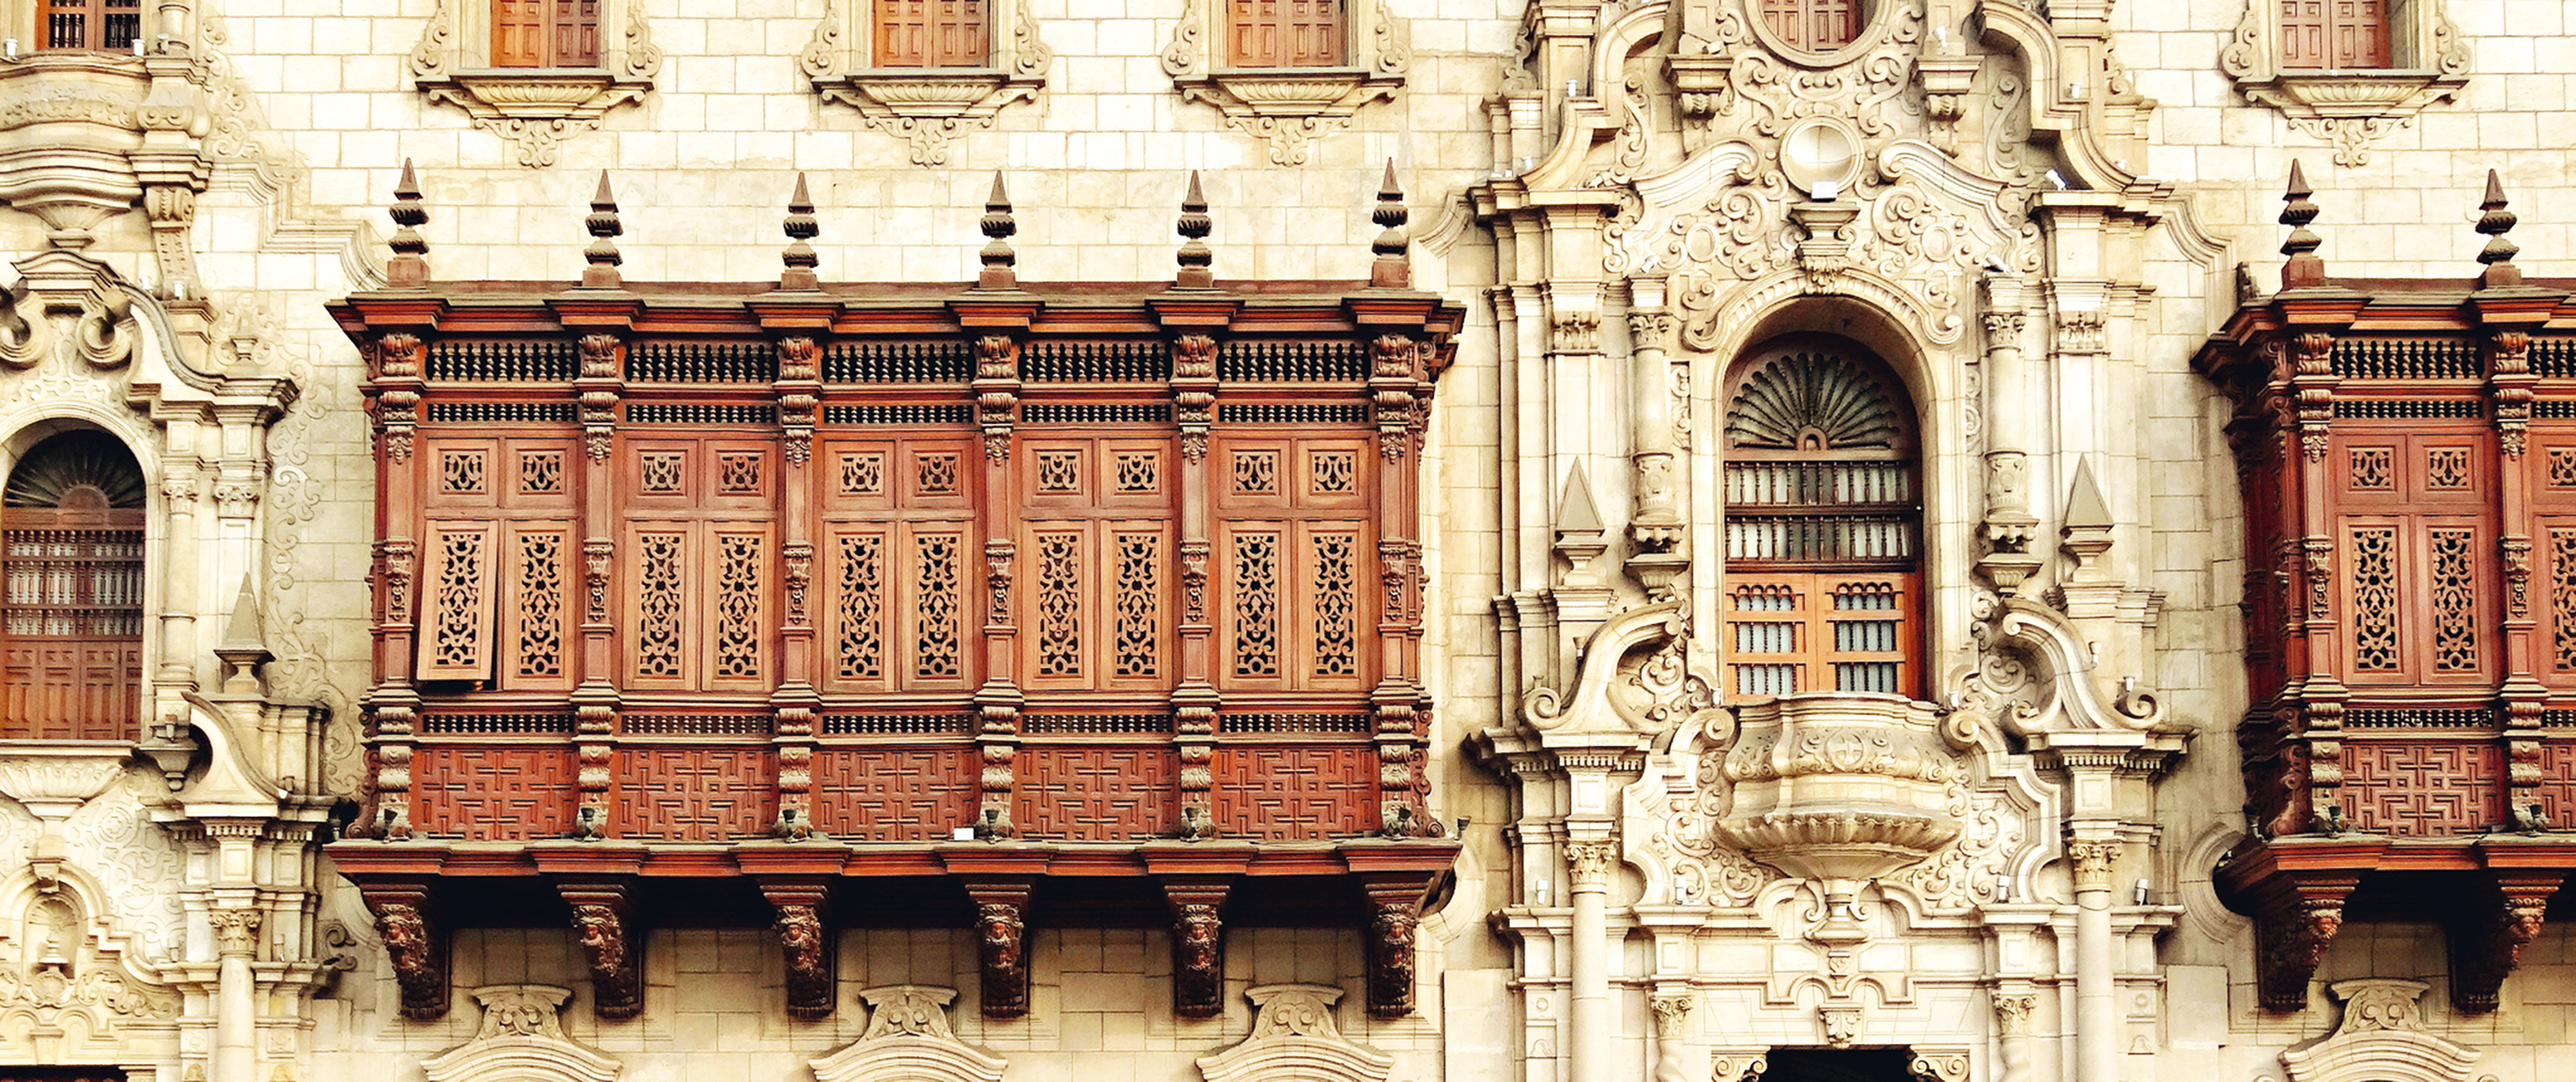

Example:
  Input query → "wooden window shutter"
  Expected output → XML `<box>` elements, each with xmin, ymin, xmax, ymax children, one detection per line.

<box><xmin>554</xmin><ymin>0</ymin><xmax>600</xmax><ymax>66</ymax></box>
<box><xmin>492</xmin><ymin>0</ymin><xmax>598</xmax><ymax>67</ymax></box>
<box><xmin>1758</xmin><ymin>0</ymin><xmax>1859</xmax><ymax>52</ymax></box>
<box><xmin>876</xmin><ymin>0</ymin><xmax>929</xmax><ymax>67</ymax></box>
<box><xmin>1228</xmin><ymin>0</ymin><xmax>1346</xmax><ymax>67</ymax></box>
<box><xmin>41</xmin><ymin>0</ymin><xmax>142</xmax><ymax>51</ymax></box>
<box><xmin>416</xmin><ymin>523</ymin><xmax>499</xmax><ymax>681</ymax></box>
<box><xmin>2284</xmin><ymin>0</ymin><xmax>2389</xmax><ymax>68</ymax></box>
<box><xmin>2330</xmin><ymin>0</ymin><xmax>2391</xmax><ymax>67</ymax></box>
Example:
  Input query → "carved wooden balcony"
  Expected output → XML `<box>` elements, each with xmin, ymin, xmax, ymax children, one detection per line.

<box><xmin>2195</xmin><ymin>239</ymin><xmax>2576</xmax><ymax>1013</ymax></box>
<box><xmin>324</xmin><ymin>259</ymin><xmax>1463</xmax><ymax>1024</ymax></box>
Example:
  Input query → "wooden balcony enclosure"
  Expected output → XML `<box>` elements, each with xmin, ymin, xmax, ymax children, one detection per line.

<box><xmin>2197</xmin><ymin>180</ymin><xmax>2576</xmax><ymax>1012</ymax></box>
<box><xmin>324</xmin><ymin>170</ymin><xmax>1463</xmax><ymax>1024</ymax></box>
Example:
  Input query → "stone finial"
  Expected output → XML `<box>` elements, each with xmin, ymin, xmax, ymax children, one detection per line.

<box><xmin>2278</xmin><ymin>159</ymin><xmax>2325</xmax><ymax>291</ymax></box>
<box><xmin>388</xmin><ymin>159</ymin><xmax>429</xmax><ymax>289</ymax></box>
<box><xmin>1370</xmin><ymin>159</ymin><xmax>1409</xmax><ymax>289</ymax></box>
<box><xmin>583</xmin><ymin>171</ymin><xmax>623</xmax><ymax>289</ymax></box>
<box><xmin>2476</xmin><ymin>168</ymin><xmax>2522</xmax><ymax>290</ymax></box>
<box><xmin>781</xmin><ymin>173</ymin><xmax>820</xmax><ymax>291</ymax></box>
<box><xmin>1175</xmin><ymin>171</ymin><xmax>1213</xmax><ymax>290</ymax></box>
<box><xmin>978</xmin><ymin>172</ymin><xmax>1017</xmax><ymax>291</ymax></box>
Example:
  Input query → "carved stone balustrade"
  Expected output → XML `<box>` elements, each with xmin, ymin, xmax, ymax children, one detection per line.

<box><xmin>325</xmin><ymin>263</ymin><xmax>1464</xmax><ymax>1022</ymax></box>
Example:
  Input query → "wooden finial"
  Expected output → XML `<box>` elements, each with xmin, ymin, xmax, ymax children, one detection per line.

<box><xmin>2277</xmin><ymin>159</ymin><xmax>2324</xmax><ymax>291</ymax></box>
<box><xmin>781</xmin><ymin>173</ymin><xmax>820</xmax><ymax>291</ymax></box>
<box><xmin>388</xmin><ymin>159</ymin><xmax>429</xmax><ymax>289</ymax></box>
<box><xmin>2476</xmin><ymin>169</ymin><xmax>2522</xmax><ymax>291</ymax></box>
<box><xmin>978</xmin><ymin>172</ymin><xmax>1018</xmax><ymax>291</ymax></box>
<box><xmin>1175</xmin><ymin>171</ymin><xmax>1213</xmax><ymax>290</ymax></box>
<box><xmin>583</xmin><ymin>171</ymin><xmax>623</xmax><ymax>289</ymax></box>
<box><xmin>1370</xmin><ymin>159</ymin><xmax>1410</xmax><ymax>289</ymax></box>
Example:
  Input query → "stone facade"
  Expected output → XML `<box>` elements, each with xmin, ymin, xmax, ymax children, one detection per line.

<box><xmin>2</xmin><ymin>1</ymin><xmax>2575</xmax><ymax>1081</ymax></box>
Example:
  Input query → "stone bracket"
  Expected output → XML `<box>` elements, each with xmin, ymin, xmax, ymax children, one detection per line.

<box><xmin>360</xmin><ymin>882</ymin><xmax>450</xmax><ymax>1021</ymax></box>
<box><xmin>1358</xmin><ymin>873</ymin><xmax>1433</xmax><ymax>1019</ymax></box>
<box><xmin>764</xmin><ymin>881</ymin><xmax>837</xmax><ymax>1021</ymax></box>
<box><xmin>963</xmin><ymin>878</ymin><xmax>1033</xmax><ymax>1019</ymax></box>
<box><xmin>559</xmin><ymin>880</ymin><xmax>645</xmax><ymax>1020</ymax></box>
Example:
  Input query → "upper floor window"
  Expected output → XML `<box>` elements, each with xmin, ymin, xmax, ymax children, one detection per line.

<box><xmin>2</xmin><ymin>430</ymin><xmax>145</xmax><ymax>741</ymax></box>
<box><xmin>1227</xmin><ymin>0</ymin><xmax>1344</xmax><ymax>68</ymax></box>
<box><xmin>873</xmin><ymin>0</ymin><xmax>986</xmax><ymax>67</ymax></box>
<box><xmin>1757</xmin><ymin>0</ymin><xmax>1860</xmax><ymax>54</ymax></box>
<box><xmin>1719</xmin><ymin>338</ymin><xmax>1920</xmax><ymax>701</ymax></box>
<box><xmin>492</xmin><ymin>0</ymin><xmax>598</xmax><ymax>68</ymax></box>
<box><xmin>40</xmin><ymin>0</ymin><xmax>140</xmax><ymax>51</ymax></box>
<box><xmin>2281</xmin><ymin>0</ymin><xmax>2389</xmax><ymax>68</ymax></box>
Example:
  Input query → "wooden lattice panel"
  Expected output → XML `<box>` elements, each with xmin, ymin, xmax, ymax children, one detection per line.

<box><xmin>2340</xmin><ymin>739</ymin><xmax>2504</xmax><ymax>837</ymax></box>
<box><xmin>1017</xmin><ymin>745</ymin><xmax>1178</xmax><ymax>841</ymax></box>
<box><xmin>614</xmin><ymin>747</ymin><xmax>776</xmax><ymax>841</ymax></box>
<box><xmin>1211</xmin><ymin>744</ymin><xmax>1379</xmax><ymax>839</ymax></box>
<box><xmin>811</xmin><ymin>746</ymin><xmax>978</xmax><ymax>840</ymax></box>
<box><xmin>413</xmin><ymin>746</ymin><xmax>578</xmax><ymax>840</ymax></box>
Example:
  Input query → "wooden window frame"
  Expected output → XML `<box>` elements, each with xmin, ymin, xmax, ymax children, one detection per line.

<box><xmin>872</xmin><ymin>0</ymin><xmax>989</xmax><ymax>68</ymax></box>
<box><xmin>1224</xmin><ymin>0</ymin><xmax>1346</xmax><ymax>68</ymax></box>
<box><xmin>2</xmin><ymin>433</ymin><xmax>148</xmax><ymax>742</ymax></box>
<box><xmin>1755</xmin><ymin>0</ymin><xmax>1861</xmax><ymax>55</ymax></box>
<box><xmin>37</xmin><ymin>0</ymin><xmax>142</xmax><ymax>52</ymax></box>
<box><xmin>491</xmin><ymin>0</ymin><xmax>601</xmax><ymax>69</ymax></box>
<box><xmin>2279</xmin><ymin>0</ymin><xmax>2392</xmax><ymax>69</ymax></box>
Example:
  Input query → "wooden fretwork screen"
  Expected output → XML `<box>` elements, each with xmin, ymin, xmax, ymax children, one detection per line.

<box><xmin>40</xmin><ymin>0</ymin><xmax>140</xmax><ymax>51</ymax></box>
<box><xmin>2</xmin><ymin>431</ymin><xmax>145</xmax><ymax>741</ymax></box>
<box><xmin>1719</xmin><ymin>339</ymin><xmax>1920</xmax><ymax>701</ymax></box>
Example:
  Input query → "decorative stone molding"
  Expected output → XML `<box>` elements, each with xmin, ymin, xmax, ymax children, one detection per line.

<box><xmin>408</xmin><ymin>0</ymin><xmax>663</xmax><ymax>168</ymax></box>
<box><xmin>2218</xmin><ymin>0</ymin><xmax>2469</xmax><ymax>166</ymax></box>
<box><xmin>811</xmin><ymin>986</ymin><xmax>1006</xmax><ymax>1082</ymax></box>
<box><xmin>1158</xmin><ymin>0</ymin><xmax>1408</xmax><ymax>166</ymax></box>
<box><xmin>2278</xmin><ymin>979</ymin><xmax>2483</xmax><ymax>1082</ymax></box>
<box><xmin>422</xmin><ymin>984</ymin><xmax>620</xmax><ymax>1082</ymax></box>
<box><xmin>1713</xmin><ymin>695</ymin><xmax>1976</xmax><ymax>886</ymax></box>
<box><xmin>1196</xmin><ymin>984</ymin><xmax>1392</xmax><ymax>1082</ymax></box>
<box><xmin>800</xmin><ymin>0</ymin><xmax>1052</xmax><ymax>166</ymax></box>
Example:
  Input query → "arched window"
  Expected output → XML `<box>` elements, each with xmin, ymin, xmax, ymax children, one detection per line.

<box><xmin>2</xmin><ymin>431</ymin><xmax>145</xmax><ymax>741</ymax></box>
<box><xmin>1720</xmin><ymin>338</ymin><xmax>1920</xmax><ymax>700</ymax></box>
<box><xmin>1758</xmin><ymin>0</ymin><xmax>1860</xmax><ymax>53</ymax></box>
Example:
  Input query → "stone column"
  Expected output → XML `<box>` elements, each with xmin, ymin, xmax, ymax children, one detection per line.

<box><xmin>158</xmin><ymin>432</ymin><xmax>202</xmax><ymax>689</ymax></box>
<box><xmin>1566</xmin><ymin>839</ymin><xmax>1615</xmax><ymax>1082</ymax></box>
<box><xmin>211</xmin><ymin>903</ymin><xmax>261</xmax><ymax>1082</ymax></box>
<box><xmin>1978</xmin><ymin>275</ymin><xmax>2039</xmax><ymax>590</ymax></box>
<box><xmin>1626</xmin><ymin>278</ymin><xmax>1685</xmax><ymax>599</ymax></box>
<box><xmin>2068</xmin><ymin>839</ymin><xmax>2119</xmax><ymax>1082</ymax></box>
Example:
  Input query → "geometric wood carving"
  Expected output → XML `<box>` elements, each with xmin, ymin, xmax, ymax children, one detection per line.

<box><xmin>362</xmin><ymin>883</ymin><xmax>450</xmax><ymax>1021</ymax></box>
<box><xmin>559</xmin><ymin>881</ymin><xmax>644</xmax><ymax>1021</ymax></box>
<box><xmin>962</xmin><ymin>880</ymin><xmax>1032</xmax><ymax>1020</ymax></box>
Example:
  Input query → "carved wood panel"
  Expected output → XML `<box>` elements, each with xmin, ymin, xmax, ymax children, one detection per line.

<box><xmin>2339</xmin><ymin>515</ymin><xmax>2493</xmax><ymax>684</ymax></box>
<box><xmin>2340</xmin><ymin>739</ymin><xmax>2503</xmax><ymax>836</ymax></box>
<box><xmin>820</xmin><ymin>436</ymin><xmax>979</xmax><ymax>692</ymax></box>
<box><xmin>614</xmin><ymin>747</ymin><xmax>776</xmax><ymax>840</ymax></box>
<box><xmin>811</xmin><ymin>746</ymin><xmax>978</xmax><ymax>839</ymax></box>
<box><xmin>417</xmin><ymin>521</ymin><xmax>498</xmax><ymax>681</ymax></box>
<box><xmin>2535</xmin><ymin>741</ymin><xmax>2576</xmax><ymax>827</ymax></box>
<box><xmin>1017</xmin><ymin>745</ymin><xmax>1177</xmax><ymax>841</ymax></box>
<box><xmin>1210</xmin><ymin>744</ymin><xmax>1379</xmax><ymax>839</ymax></box>
<box><xmin>413</xmin><ymin>746</ymin><xmax>577</xmax><ymax>839</ymax></box>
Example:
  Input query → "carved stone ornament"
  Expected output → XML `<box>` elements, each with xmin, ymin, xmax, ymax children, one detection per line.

<box><xmin>562</xmin><ymin>884</ymin><xmax>643</xmax><ymax>1020</ymax></box>
<box><xmin>801</xmin><ymin>0</ymin><xmax>1052</xmax><ymax>166</ymax></box>
<box><xmin>408</xmin><ymin>0</ymin><xmax>664</xmax><ymax>168</ymax></box>
<box><xmin>2219</xmin><ymin>0</ymin><xmax>2469</xmax><ymax>166</ymax></box>
<box><xmin>1713</xmin><ymin>695</ymin><xmax>1975</xmax><ymax>886</ymax></box>
<box><xmin>422</xmin><ymin>984</ymin><xmax>620</xmax><ymax>1082</ymax></box>
<box><xmin>2278</xmin><ymin>979</ymin><xmax>2483</xmax><ymax>1082</ymax></box>
<box><xmin>366</xmin><ymin>886</ymin><xmax>450</xmax><ymax>1019</ymax></box>
<box><xmin>1158</xmin><ymin>0</ymin><xmax>1409</xmax><ymax>166</ymax></box>
<box><xmin>810</xmin><ymin>986</ymin><xmax>1007</xmax><ymax>1082</ymax></box>
<box><xmin>1196</xmin><ymin>984</ymin><xmax>1393</xmax><ymax>1082</ymax></box>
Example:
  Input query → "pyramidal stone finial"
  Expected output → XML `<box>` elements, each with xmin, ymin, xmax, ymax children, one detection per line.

<box><xmin>978</xmin><ymin>171</ymin><xmax>1018</xmax><ymax>291</ymax></box>
<box><xmin>388</xmin><ymin>159</ymin><xmax>429</xmax><ymax>289</ymax></box>
<box><xmin>781</xmin><ymin>173</ymin><xmax>820</xmax><ymax>291</ymax></box>
<box><xmin>2277</xmin><ymin>159</ymin><xmax>2324</xmax><ymax>291</ymax></box>
<box><xmin>1370</xmin><ymin>159</ymin><xmax>1410</xmax><ymax>289</ymax></box>
<box><xmin>2476</xmin><ymin>169</ymin><xmax>2522</xmax><ymax>290</ymax></box>
<box><xmin>583</xmin><ymin>171</ymin><xmax>623</xmax><ymax>289</ymax></box>
<box><xmin>1175</xmin><ymin>171</ymin><xmax>1213</xmax><ymax>290</ymax></box>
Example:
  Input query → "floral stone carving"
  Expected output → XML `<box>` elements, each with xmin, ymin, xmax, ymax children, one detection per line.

<box><xmin>1713</xmin><ymin>695</ymin><xmax>1975</xmax><ymax>893</ymax></box>
<box><xmin>1196</xmin><ymin>984</ymin><xmax>1393</xmax><ymax>1082</ymax></box>
<box><xmin>800</xmin><ymin>0</ymin><xmax>1052</xmax><ymax>166</ymax></box>
<box><xmin>2279</xmin><ymin>979</ymin><xmax>2482</xmax><ymax>1082</ymax></box>
<box><xmin>422</xmin><ymin>984</ymin><xmax>620</xmax><ymax>1082</ymax></box>
<box><xmin>1157</xmin><ymin>0</ymin><xmax>1409</xmax><ymax>166</ymax></box>
<box><xmin>810</xmin><ymin>986</ymin><xmax>1006</xmax><ymax>1082</ymax></box>
<box><xmin>408</xmin><ymin>0</ymin><xmax>664</xmax><ymax>168</ymax></box>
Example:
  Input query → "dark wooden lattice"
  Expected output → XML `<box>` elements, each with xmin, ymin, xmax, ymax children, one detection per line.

<box><xmin>2</xmin><ymin>432</ymin><xmax>145</xmax><ymax>741</ymax></box>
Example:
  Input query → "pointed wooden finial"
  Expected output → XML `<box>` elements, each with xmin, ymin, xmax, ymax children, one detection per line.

<box><xmin>2476</xmin><ymin>169</ymin><xmax>2522</xmax><ymax>290</ymax></box>
<box><xmin>388</xmin><ymin>159</ymin><xmax>429</xmax><ymax>289</ymax></box>
<box><xmin>583</xmin><ymin>171</ymin><xmax>624</xmax><ymax>289</ymax></box>
<box><xmin>1175</xmin><ymin>171</ymin><xmax>1213</xmax><ymax>290</ymax></box>
<box><xmin>781</xmin><ymin>173</ymin><xmax>820</xmax><ymax>291</ymax></box>
<box><xmin>978</xmin><ymin>172</ymin><xmax>1018</xmax><ymax>291</ymax></box>
<box><xmin>1370</xmin><ymin>159</ymin><xmax>1410</xmax><ymax>289</ymax></box>
<box><xmin>2277</xmin><ymin>159</ymin><xmax>2324</xmax><ymax>291</ymax></box>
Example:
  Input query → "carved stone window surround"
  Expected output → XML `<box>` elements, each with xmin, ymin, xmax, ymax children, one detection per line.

<box><xmin>2220</xmin><ymin>0</ymin><xmax>2469</xmax><ymax>166</ymax></box>
<box><xmin>799</xmin><ymin>0</ymin><xmax>1052</xmax><ymax>168</ymax></box>
<box><xmin>407</xmin><ymin>0</ymin><xmax>663</xmax><ymax>169</ymax></box>
<box><xmin>1158</xmin><ymin>0</ymin><xmax>1408</xmax><ymax>166</ymax></box>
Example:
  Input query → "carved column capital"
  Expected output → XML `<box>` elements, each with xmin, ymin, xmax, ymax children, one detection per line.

<box><xmin>1991</xmin><ymin>991</ymin><xmax>2035</xmax><ymax>1035</ymax></box>
<box><xmin>1649</xmin><ymin>992</ymin><xmax>1693</xmax><ymax>1036</ymax></box>
<box><xmin>210</xmin><ymin>905</ymin><xmax>263</xmax><ymax>955</ymax></box>
<box><xmin>2066</xmin><ymin>839</ymin><xmax>2119</xmax><ymax>889</ymax></box>
<box><xmin>1566</xmin><ymin>839</ymin><xmax>1618</xmax><ymax>891</ymax></box>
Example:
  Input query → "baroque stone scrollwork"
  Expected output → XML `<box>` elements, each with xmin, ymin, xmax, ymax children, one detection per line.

<box><xmin>1196</xmin><ymin>984</ymin><xmax>1392</xmax><ymax>1082</ymax></box>
<box><xmin>803</xmin><ymin>0</ymin><xmax>1054</xmax><ymax>166</ymax></box>
<box><xmin>811</xmin><ymin>985</ymin><xmax>1007</xmax><ymax>1082</ymax></box>
<box><xmin>2277</xmin><ymin>979</ymin><xmax>2484</xmax><ymax>1082</ymax></box>
<box><xmin>1158</xmin><ymin>0</ymin><xmax>1409</xmax><ymax>165</ymax></box>
<box><xmin>422</xmin><ymin>984</ymin><xmax>620</xmax><ymax>1082</ymax></box>
<box><xmin>408</xmin><ymin>0</ymin><xmax>663</xmax><ymax>167</ymax></box>
<box><xmin>2220</xmin><ymin>0</ymin><xmax>2469</xmax><ymax>166</ymax></box>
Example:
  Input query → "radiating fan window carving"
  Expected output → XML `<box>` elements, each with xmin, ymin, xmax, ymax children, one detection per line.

<box><xmin>2</xmin><ymin>431</ymin><xmax>147</xmax><ymax>741</ymax></box>
<box><xmin>1720</xmin><ymin>338</ymin><xmax>1920</xmax><ymax>700</ymax></box>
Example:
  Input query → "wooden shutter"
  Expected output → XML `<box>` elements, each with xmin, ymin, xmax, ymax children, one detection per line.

<box><xmin>40</xmin><ymin>0</ymin><xmax>141</xmax><ymax>51</ymax></box>
<box><xmin>1228</xmin><ymin>0</ymin><xmax>1345</xmax><ymax>67</ymax></box>
<box><xmin>877</xmin><ymin>0</ymin><xmax>985</xmax><ymax>66</ymax></box>
<box><xmin>2284</xmin><ymin>0</ymin><xmax>2388</xmax><ymax>68</ymax></box>
<box><xmin>2329</xmin><ymin>0</ymin><xmax>2390</xmax><ymax>67</ymax></box>
<box><xmin>416</xmin><ymin>522</ymin><xmax>499</xmax><ymax>681</ymax></box>
<box><xmin>493</xmin><ymin>0</ymin><xmax>598</xmax><ymax>67</ymax></box>
<box><xmin>1759</xmin><ymin>0</ymin><xmax>1859</xmax><ymax>52</ymax></box>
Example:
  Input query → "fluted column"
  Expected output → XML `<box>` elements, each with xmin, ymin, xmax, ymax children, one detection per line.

<box><xmin>2068</xmin><ymin>839</ymin><xmax>2119</xmax><ymax>1082</ymax></box>
<box><xmin>1567</xmin><ymin>839</ymin><xmax>1615</xmax><ymax>1082</ymax></box>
